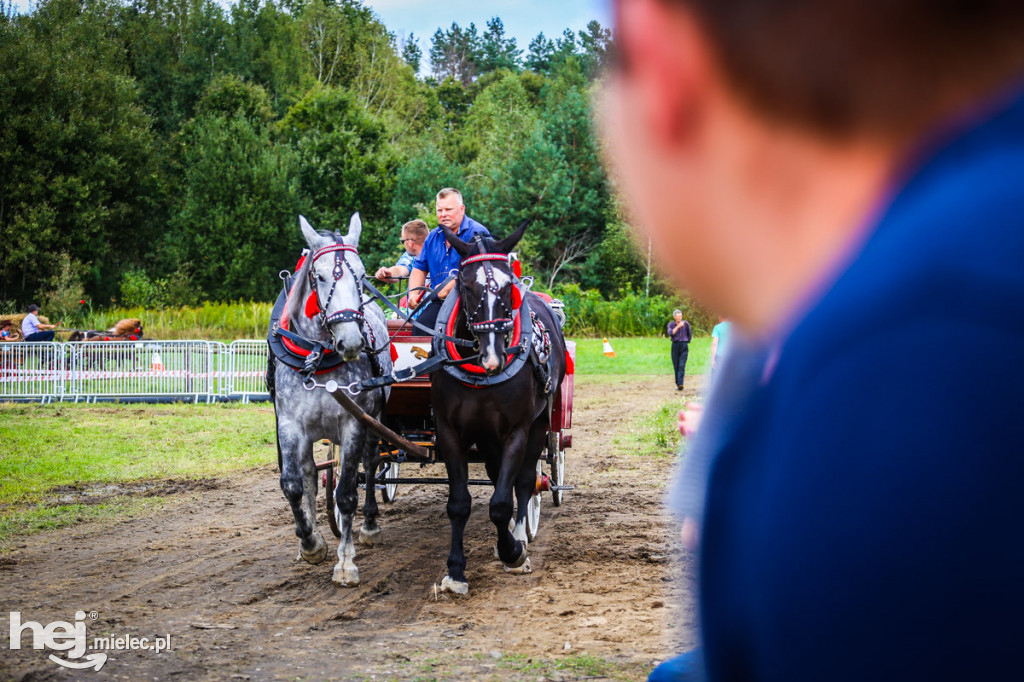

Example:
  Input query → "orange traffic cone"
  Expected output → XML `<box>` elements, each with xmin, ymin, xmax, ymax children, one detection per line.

<box><xmin>151</xmin><ymin>351</ymin><xmax>164</xmax><ymax>372</ymax></box>
<box><xmin>603</xmin><ymin>338</ymin><xmax>616</xmax><ymax>358</ymax></box>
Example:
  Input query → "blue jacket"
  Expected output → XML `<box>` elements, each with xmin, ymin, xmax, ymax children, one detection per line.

<box><xmin>696</xmin><ymin>89</ymin><xmax>1024</xmax><ymax>680</ymax></box>
<box><xmin>412</xmin><ymin>216</ymin><xmax>491</xmax><ymax>289</ymax></box>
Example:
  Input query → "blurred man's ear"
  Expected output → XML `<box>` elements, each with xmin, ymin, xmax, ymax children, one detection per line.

<box><xmin>616</xmin><ymin>0</ymin><xmax>712</xmax><ymax>148</ymax></box>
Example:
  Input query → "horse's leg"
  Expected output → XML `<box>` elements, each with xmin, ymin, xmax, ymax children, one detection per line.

<box><xmin>438</xmin><ymin>422</ymin><xmax>472</xmax><ymax>595</ymax></box>
<box><xmin>332</xmin><ymin>429</ymin><xmax>362</xmax><ymax>587</ymax></box>
<box><xmin>358</xmin><ymin>428</ymin><xmax>382</xmax><ymax>546</ymax></box>
<box><xmin>278</xmin><ymin>420</ymin><xmax>327</xmax><ymax>565</ymax></box>
<box><xmin>492</xmin><ymin>428</ymin><xmax>530</xmax><ymax>572</ymax></box>
<box><xmin>511</xmin><ymin>418</ymin><xmax>549</xmax><ymax>549</ymax></box>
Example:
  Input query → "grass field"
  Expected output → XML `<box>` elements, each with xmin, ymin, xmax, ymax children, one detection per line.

<box><xmin>0</xmin><ymin>402</ymin><xmax>278</xmax><ymax>545</ymax></box>
<box><xmin>571</xmin><ymin>336</ymin><xmax>711</xmax><ymax>376</ymax></box>
<box><xmin>0</xmin><ymin>336</ymin><xmax>709</xmax><ymax>545</ymax></box>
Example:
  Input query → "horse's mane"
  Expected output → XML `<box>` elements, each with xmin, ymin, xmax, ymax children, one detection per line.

<box><xmin>284</xmin><ymin>229</ymin><xmax>360</xmax><ymax>327</ymax></box>
<box><xmin>282</xmin><ymin>249</ymin><xmax>313</xmax><ymax>327</ymax></box>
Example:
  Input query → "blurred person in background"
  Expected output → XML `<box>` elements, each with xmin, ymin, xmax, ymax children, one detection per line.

<box><xmin>601</xmin><ymin>0</ymin><xmax>1024</xmax><ymax>680</ymax></box>
<box><xmin>668</xmin><ymin>308</ymin><xmax>693</xmax><ymax>390</ymax></box>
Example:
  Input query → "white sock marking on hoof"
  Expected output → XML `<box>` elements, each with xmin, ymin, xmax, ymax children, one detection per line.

<box><xmin>332</xmin><ymin>564</ymin><xmax>360</xmax><ymax>587</ymax></box>
<box><xmin>357</xmin><ymin>526</ymin><xmax>382</xmax><ymax>546</ymax></box>
<box><xmin>503</xmin><ymin>557</ymin><xmax>533</xmax><ymax>574</ymax></box>
<box><xmin>512</xmin><ymin>519</ymin><xmax>529</xmax><ymax>546</ymax></box>
<box><xmin>440</xmin><ymin>576</ymin><xmax>469</xmax><ymax>595</ymax></box>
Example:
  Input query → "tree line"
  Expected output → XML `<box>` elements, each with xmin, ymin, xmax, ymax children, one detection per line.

<box><xmin>0</xmin><ymin>0</ymin><xmax>671</xmax><ymax>321</ymax></box>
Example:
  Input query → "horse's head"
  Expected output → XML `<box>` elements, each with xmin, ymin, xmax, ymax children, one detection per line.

<box><xmin>299</xmin><ymin>213</ymin><xmax>367</xmax><ymax>361</ymax></box>
<box><xmin>443</xmin><ymin>220</ymin><xmax>529</xmax><ymax>375</ymax></box>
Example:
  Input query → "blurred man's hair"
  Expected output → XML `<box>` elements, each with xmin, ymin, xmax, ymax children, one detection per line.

<box><xmin>437</xmin><ymin>188</ymin><xmax>464</xmax><ymax>204</ymax></box>
<box><xmin>678</xmin><ymin>0</ymin><xmax>1024</xmax><ymax>139</ymax></box>
<box><xmin>402</xmin><ymin>219</ymin><xmax>429</xmax><ymax>239</ymax></box>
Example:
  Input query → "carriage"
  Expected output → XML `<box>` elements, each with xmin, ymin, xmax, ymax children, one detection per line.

<box><xmin>272</xmin><ymin>214</ymin><xmax>574</xmax><ymax>591</ymax></box>
<box><xmin>316</xmin><ymin>315</ymin><xmax>576</xmax><ymax>543</ymax></box>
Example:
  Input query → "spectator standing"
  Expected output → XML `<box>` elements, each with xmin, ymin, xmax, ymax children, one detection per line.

<box><xmin>667</xmin><ymin>309</ymin><xmax>692</xmax><ymax>390</ymax></box>
<box><xmin>709</xmin><ymin>318</ymin><xmax>732</xmax><ymax>375</ymax></box>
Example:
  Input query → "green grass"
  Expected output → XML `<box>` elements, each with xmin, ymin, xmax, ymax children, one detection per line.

<box><xmin>385</xmin><ymin>651</ymin><xmax>652</xmax><ymax>681</ymax></box>
<box><xmin>605</xmin><ymin>390</ymin><xmax>708</xmax><ymax>460</ymax></box>
<box><xmin>570</xmin><ymin>336</ymin><xmax>711</xmax><ymax>376</ymax></box>
<box><xmin>76</xmin><ymin>301</ymin><xmax>273</xmax><ymax>341</ymax></box>
<box><xmin>0</xmin><ymin>402</ymin><xmax>277</xmax><ymax>545</ymax></box>
<box><xmin>497</xmin><ymin>652</ymin><xmax>649</xmax><ymax>680</ymax></box>
<box><xmin>619</xmin><ymin>398</ymin><xmax>690</xmax><ymax>458</ymax></box>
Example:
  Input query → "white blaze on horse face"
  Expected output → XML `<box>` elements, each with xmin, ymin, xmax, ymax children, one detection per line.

<box><xmin>313</xmin><ymin>254</ymin><xmax>364</xmax><ymax>361</ymax></box>
<box><xmin>475</xmin><ymin>265</ymin><xmax>511</xmax><ymax>372</ymax></box>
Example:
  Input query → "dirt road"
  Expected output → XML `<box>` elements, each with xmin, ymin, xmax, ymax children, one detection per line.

<box><xmin>1</xmin><ymin>377</ymin><xmax>699</xmax><ymax>681</ymax></box>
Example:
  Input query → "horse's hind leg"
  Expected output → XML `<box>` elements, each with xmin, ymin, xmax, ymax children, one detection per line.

<box><xmin>358</xmin><ymin>430</ymin><xmax>383</xmax><ymax>546</ymax></box>
<box><xmin>278</xmin><ymin>426</ymin><xmax>327</xmax><ymax>565</ymax></box>
<box><xmin>332</xmin><ymin>434</ymin><xmax>362</xmax><ymax>587</ymax></box>
<box><xmin>512</xmin><ymin>419</ymin><xmax>549</xmax><ymax>548</ymax></box>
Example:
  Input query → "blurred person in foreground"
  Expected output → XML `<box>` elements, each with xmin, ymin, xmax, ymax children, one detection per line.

<box><xmin>601</xmin><ymin>0</ymin><xmax>1024</xmax><ymax>680</ymax></box>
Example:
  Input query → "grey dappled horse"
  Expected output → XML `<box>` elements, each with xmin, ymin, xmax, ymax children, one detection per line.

<box><xmin>272</xmin><ymin>214</ymin><xmax>391</xmax><ymax>587</ymax></box>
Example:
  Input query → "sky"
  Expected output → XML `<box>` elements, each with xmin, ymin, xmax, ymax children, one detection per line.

<box><xmin>361</xmin><ymin>0</ymin><xmax>613</xmax><ymax>57</ymax></box>
<box><xmin>6</xmin><ymin>0</ymin><xmax>614</xmax><ymax>50</ymax></box>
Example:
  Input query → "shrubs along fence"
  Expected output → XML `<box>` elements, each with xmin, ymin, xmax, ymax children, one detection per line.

<box><xmin>58</xmin><ymin>287</ymin><xmax>711</xmax><ymax>341</ymax></box>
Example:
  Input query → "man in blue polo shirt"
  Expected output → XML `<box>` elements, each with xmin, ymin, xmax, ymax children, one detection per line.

<box><xmin>408</xmin><ymin>187</ymin><xmax>491</xmax><ymax>329</ymax></box>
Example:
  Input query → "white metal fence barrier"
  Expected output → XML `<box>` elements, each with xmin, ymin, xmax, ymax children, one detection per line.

<box><xmin>0</xmin><ymin>340</ymin><xmax>271</xmax><ymax>403</ymax></box>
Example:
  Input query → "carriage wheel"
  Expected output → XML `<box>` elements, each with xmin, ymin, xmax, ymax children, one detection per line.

<box><xmin>525</xmin><ymin>460</ymin><xmax>542</xmax><ymax>542</ymax></box>
<box><xmin>325</xmin><ymin>443</ymin><xmax>341</xmax><ymax>538</ymax></box>
<box><xmin>381</xmin><ymin>460</ymin><xmax>400</xmax><ymax>503</ymax></box>
<box><xmin>551</xmin><ymin>447</ymin><xmax>566</xmax><ymax>507</ymax></box>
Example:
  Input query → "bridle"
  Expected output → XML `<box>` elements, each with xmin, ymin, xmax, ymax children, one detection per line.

<box><xmin>308</xmin><ymin>237</ymin><xmax>365</xmax><ymax>329</ymax></box>
<box><xmin>458</xmin><ymin>250</ymin><xmax>520</xmax><ymax>336</ymax></box>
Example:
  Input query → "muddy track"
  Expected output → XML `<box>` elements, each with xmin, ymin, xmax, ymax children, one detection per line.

<box><xmin>1</xmin><ymin>377</ymin><xmax>701</xmax><ymax>681</ymax></box>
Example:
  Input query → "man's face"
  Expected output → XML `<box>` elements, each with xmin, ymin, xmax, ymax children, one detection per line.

<box><xmin>599</xmin><ymin>0</ymin><xmax>736</xmax><ymax>314</ymax></box>
<box><xmin>674</xmin><ymin>312</ymin><xmax>683</xmax><ymax>323</ymax></box>
<box><xmin>436</xmin><ymin>195</ymin><xmax>465</xmax><ymax>230</ymax></box>
<box><xmin>402</xmin><ymin>230</ymin><xmax>424</xmax><ymax>257</ymax></box>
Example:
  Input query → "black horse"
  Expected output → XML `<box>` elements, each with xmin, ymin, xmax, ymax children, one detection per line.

<box><xmin>432</xmin><ymin>222</ymin><xmax>567</xmax><ymax>595</ymax></box>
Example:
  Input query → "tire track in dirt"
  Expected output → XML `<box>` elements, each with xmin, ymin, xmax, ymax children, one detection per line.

<box><xmin>0</xmin><ymin>376</ymin><xmax>701</xmax><ymax>681</ymax></box>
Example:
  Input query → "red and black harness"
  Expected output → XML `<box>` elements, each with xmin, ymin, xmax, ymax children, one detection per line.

<box><xmin>269</xmin><ymin>238</ymin><xmax>390</xmax><ymax>379</ymax></box>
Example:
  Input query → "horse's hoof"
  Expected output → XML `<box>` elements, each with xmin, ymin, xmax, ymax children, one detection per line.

<box><xmin>503</xmin><ymin>556</ymin><xmax>532</xmax><ymax>575</ymax></box>
<box><xmin>332</xmin><ymin>564</ymin><xmax>360</xmax><ymax>587</ymax></box>
<box><xmin>357</xmin><ymin>526</ymin><xmax>383</xmax><ymax>546</ymax></box>
<box><xmin>299</xmin><ymin>532</ymin><xmax>328</xmax><ymax>565</ymax></box>
<box><xmin>440</xmin><ymin>576</ymin><xmax>469</xmax><ymax>595</ymax></box>
<box><xmin>502</xmin><ymin>544</ymin><xmax>529</xmax><ymax>572</ymax></box>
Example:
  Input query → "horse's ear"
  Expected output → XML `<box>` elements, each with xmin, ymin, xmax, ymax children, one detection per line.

<box><xmin>495</xmin><ymin>219</ymin><xmax>530</xmax><ymax>254</ymax></box>
<box><xmin>345</xmin><ymin>212</ymin><xmax>362</xmax><ymax>248</ymax></box>
<box><xmin>299</xmin><ymin>215</ymin><xmax>321</xmax><ymax>249</ymax></box>
<box><xmin>443</xmin><ymin>226</ymin><xmax>473</xmax><ymax>258</ymax></box>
